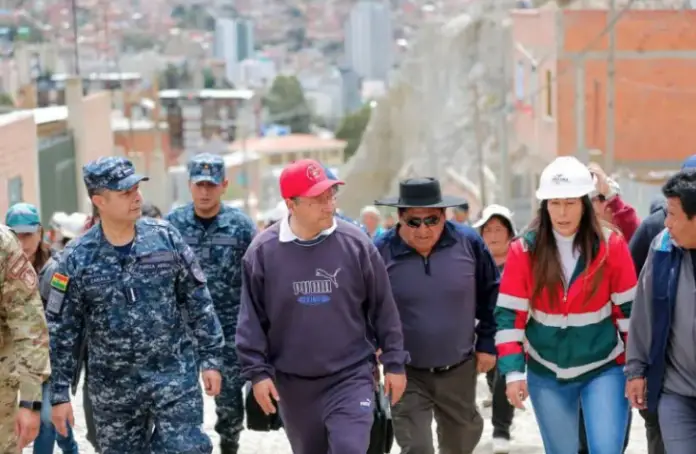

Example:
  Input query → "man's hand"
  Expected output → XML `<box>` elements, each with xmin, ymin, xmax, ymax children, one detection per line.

<box><xmin>15</xmin><ymin>408</ymin><xmax>40</xmax><ymax>449</ymax></box>
<box><xmin>626</xmin><ymin>377</ymin><xmax>647</xmax><ymax>410</ymax></box>
<box><xmin>51</xmin><ymin>402</ymin><xmax>75</xmax><ymax>438</ymax></box>
<box><xmin>588</xmin><ymin>162</ymin><xmax>610</xmax><ymax>196</ymax></box>
<box><xmin>253</xmin><ymin>378</ymin><xmax>280</xmax><ymax>415</ymax></box>
<box><xmin>375</xmin><ymin>348</ymin><xmax>382</xmax><ymax>363</ymax></box>
<box><xmin>476</xmin><ymin>352</ymin><xmax>496</xmax><ymax>373</ymax></box>
<box><xmin>384</xmin><ymin>373</ymin><xmax>407</xmax><ymax>405</ymax></box>
<box><xmin>202</xmin><ymin>369</ymin><xmax>222</xmax><ymax>396</ymax></box>
<box><xmin>505</xmin><ymin>380</ymin><xmax>529</xmax><ymax>410</ymax></box>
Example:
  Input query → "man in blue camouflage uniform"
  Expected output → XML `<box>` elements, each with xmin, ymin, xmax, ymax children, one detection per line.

<box><xmin>47</xmin><ymin>156</ymin><xmax>225</xmax><ymax>454</ymax></box>
<box><xmin>166</xmin><ymin>153</ymin><xmax>255</xmax><ymax>454</ymax></box>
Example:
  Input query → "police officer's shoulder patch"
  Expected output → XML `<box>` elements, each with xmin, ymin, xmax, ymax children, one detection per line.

<box><xmin>182</xmin><ymin>246</ymin><xmax>206</xmax><ymax>284</ymax></box>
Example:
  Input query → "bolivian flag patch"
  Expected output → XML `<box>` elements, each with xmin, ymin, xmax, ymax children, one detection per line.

<box><xmin>50</xmin><ymin>273</ymin><xmax>69</xmax><ymax>292</ymax></box>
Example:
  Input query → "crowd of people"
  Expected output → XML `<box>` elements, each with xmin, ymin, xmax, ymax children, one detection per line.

<box><xmin>0</xmin><ymin>150</ymin><xmax>695</xmax><ymax>454</ymax></box>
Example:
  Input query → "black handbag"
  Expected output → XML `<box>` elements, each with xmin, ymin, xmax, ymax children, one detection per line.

<box><xmin>243</xmin><ymin>382</ymin><xmax>283</xmax><ymax>432</ymax></box>
<box><xmin>368</xmin><ymin>383</ymin><xmax>395</xmax><ymax>453</ymax></box>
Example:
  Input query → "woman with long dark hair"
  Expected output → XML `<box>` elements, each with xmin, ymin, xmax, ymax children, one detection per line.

<box><xmin>495</xmin><ymin>157</ymin><xmax>638</xmax><ymax>453</ymax></box>
<box><xmin>4</xmin><ymin>203</ymin><xmax>79</xmax><ymax>454</ymax></box>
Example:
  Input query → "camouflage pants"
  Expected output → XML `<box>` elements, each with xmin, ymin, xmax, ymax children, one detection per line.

<box><xmin>214</xmin><ymin>346</ymin><xmax>244</xmax><ymax>452</ymax></box>
<box><xmin>90</xmin><ymin>366</ymin><xmax>212</xmax><ymax>454</ymax></box>
<box><xmin>0</xmin><ymin>350</ymin><xmax>18</xmax><ymax>454</ymax></box>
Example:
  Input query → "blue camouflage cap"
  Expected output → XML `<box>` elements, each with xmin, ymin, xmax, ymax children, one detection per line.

<box><xmin>5</xmin><ymin>202</ymin><xmax>41</xmax><ymax>233</ymax></box>
<box><xmin>83</xmin><ymin>156</ymin><xmax>148</xmax><ymax>192</ymax></box>
<box><xmin>188</xmin><ymin>153</ymin><xmax>225</xmax><ymax>185</ymax></box>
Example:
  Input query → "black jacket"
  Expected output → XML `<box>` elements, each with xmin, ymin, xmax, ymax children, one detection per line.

<box><xmin>629</xmin><ymin>203</ymin><xmax>666</xmax><ymax>274</ymax></box>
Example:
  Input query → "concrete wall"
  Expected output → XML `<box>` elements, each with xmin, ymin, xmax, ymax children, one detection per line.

<box><xmin>66</xmin><ymin>80</ymin><xmax>115</xmax><ymax>213</ymax></box>
<box><xmin>0</xmin><ymin>112</ymin><xmax>39</xmax><ymax>215</ymax></box>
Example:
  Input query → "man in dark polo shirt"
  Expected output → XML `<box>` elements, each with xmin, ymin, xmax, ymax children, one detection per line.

<box><xmin>236</xmin><ymin>159</ymin><xmax>409</xmax><ymax>454</ymax></box>
<box><xmin>374</xmin><ymin>178</ymin><xmax>499</xmax><ymax>454</ymax></box>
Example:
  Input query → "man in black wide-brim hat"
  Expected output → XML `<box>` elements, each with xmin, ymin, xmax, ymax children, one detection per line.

<box><xmin>373</xmin><ymin>177</ymin><xmax>500</xmax><ymax>453</ymax></box>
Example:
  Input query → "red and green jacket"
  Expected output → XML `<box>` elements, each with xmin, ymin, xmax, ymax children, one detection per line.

<box><xmin>495</xmin><ymin>227</ymin><xmax>637</xmax><ymax>383</ymax></box>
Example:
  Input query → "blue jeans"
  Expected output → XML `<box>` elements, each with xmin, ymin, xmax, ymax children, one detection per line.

<box><xmin>657</xmin><ymin>392</ymin><xmax>696</xmax><ymax>454</ymax></box>
<box><xmin>33</xmin><ymin>382</ymin><xmax>79</xmax><ymax>454</ymax></box>
<box><xmin>527</xmin><ymin>365</ymin><xmax>630</xmax><ymax>454</ymax></box>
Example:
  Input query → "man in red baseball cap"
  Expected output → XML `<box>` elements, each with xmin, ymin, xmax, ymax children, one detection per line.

<box><xmin>236</xmin><ymin>158</ymin><xmax>409</xmax><ymax>454</ymax></box>
<box><xmin>278</xmin><ymin>159</ymin><xmax>345</xmax><ymax>239</ymax></box>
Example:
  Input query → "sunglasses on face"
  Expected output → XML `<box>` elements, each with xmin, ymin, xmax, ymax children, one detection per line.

<box><xmin>404</xmin><ymin>215</ymin><xmax>440</xmax><ymax>228</ymax></box>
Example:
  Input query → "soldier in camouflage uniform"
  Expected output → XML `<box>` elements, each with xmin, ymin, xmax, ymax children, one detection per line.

<box><xmin>166</xmin><ymin>153</ymin><xmax>255</xmax><ymax>454</ymax></box>
<box><xmin>47</xmin><ymin>156</ymin><xmax>225</xmax><ymax>454</ymax></box>
<box><xmin>0</xmin><ymin>224</ymin><xmax>51</xmax><ymax>452</ymax></box>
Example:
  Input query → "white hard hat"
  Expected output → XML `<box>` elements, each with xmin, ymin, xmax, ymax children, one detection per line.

<box><xmin>50</xmin><ymin>212</ymin><xmax>69</xmax><ymax>229</ymax></box>
<box><xmin>473</xmin><ymin>204</ymin><xmax>515</xmax><ymax>232</ymax></box>
<box><xmin>60</xmin><ymin>212</ymin><xmax>89</xmax><ymax>239</ymax></box>
<box><xmin>536</xmin><ymin>156</ymin><xmax>595</xmax><ymax>200</ymax></box>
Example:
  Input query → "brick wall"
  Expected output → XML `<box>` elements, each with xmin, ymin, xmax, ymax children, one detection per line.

<box><xmin>0</xmin><ymin>112</ymin><xmax>39</xmax><ymax>216</ymax></box>
<box><xmin>558</xmin><ymin>10</ymin><xmax>696</xmax><ymax>165</ymax></box>
<box><xmin>514</xmin><ymin>9</ymin><xmax>696</xmax><ymax>168</ymax></box>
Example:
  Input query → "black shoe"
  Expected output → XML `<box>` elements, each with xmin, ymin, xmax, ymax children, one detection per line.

<box><xmin>220</xmin><ymin>442</ymin><xmax>239</xmax><ymax>454</ymax></box>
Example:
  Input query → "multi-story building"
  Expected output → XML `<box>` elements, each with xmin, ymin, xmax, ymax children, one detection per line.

<box><xmin>344</xmin><ymin>1</ymin><xmax>393</xmax><ymax>82</ymax></box>
<box><xmin>158</xmin><ymin>88</ymin><xmax>254</xmax><ymax>160</ymax></box>
<box><xmin>510</xmin><ymin>8</ymin><xmax>696</xmax><ymax>223</ymax></box>
<box><xmin>228</xmin><ymin>134</ymin><xmax>347</xmax><ymax>211</ymax></box>
<box><xmin>214</xmin><ymin>17</ymin><xmax>255</xmax><ymax>85</ymax></box>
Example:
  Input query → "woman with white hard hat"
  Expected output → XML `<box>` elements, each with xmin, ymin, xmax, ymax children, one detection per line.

<box><xmin>473</xmin><ymin>204</ymin><xmax>516</xmax><ymax>453</ymax></box>
<box><xmin>494</xmin><ymin>156</ymin><xmax>638</xmax><ymax>453</ymax></box>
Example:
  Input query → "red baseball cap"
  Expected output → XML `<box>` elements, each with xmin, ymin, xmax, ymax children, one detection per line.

<box><xmin>280</xmin><ymin>159</ymin><xmax>344</xmax><ymax>199</ymax></box>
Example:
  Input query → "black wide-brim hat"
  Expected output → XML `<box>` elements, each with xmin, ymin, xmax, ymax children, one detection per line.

<box><xmin>374</xmin><ymin>177</ymin><xmax>468</xmax><ymax>208</ymax></box>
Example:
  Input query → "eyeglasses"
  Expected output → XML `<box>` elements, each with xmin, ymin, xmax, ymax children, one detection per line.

<box><xmin>404</xmin><ymin>215</ymin><xmax>440</xmax><ymax>228</ymax></box>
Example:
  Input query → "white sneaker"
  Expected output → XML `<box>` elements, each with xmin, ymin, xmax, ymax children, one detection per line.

<box><xmin>492</xmin><ymin>437</ymin><xmax>511</xmax><ymax>453</ymax></box>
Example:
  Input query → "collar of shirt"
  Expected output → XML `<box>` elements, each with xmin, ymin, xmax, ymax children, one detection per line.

<box><xmin>278</xmin><ymin>215</ymin><xmax>337</xmax><ymax>243</ymax></box>
<box><xmin>388</xmin><ymin>220</ymin><xmax>458</xmax><ymax>258</ymax></box>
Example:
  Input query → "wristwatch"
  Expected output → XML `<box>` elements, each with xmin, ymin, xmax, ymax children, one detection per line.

<box><xmin>18</xmin><ymin>400</ymin><xmax>42</xmax><ymax>411</ymax></box>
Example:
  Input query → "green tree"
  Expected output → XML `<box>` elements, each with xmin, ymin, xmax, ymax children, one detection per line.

<box><xmin>202</xmin><ymin>68</ymin><xmax>216</xmax><ymax>89</ymax></box>
<box><xmin>335</xmin><ymin>104</ymin><xmax>372</xmax><ymax>161</ymax></box>
<box><xmin>264</xmin><ymin>75</ymin><xmax>311</xmax><ymax>134</ymax></box>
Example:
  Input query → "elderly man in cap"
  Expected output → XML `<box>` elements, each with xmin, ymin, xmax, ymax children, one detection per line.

<box><xmin>47</xmin><ymin>156</ymin><xmax>225</xmax><ymax>454</ymax></box>
<box><xmin>374</xmin><ymin>178</ymin><xmax>499</xmax><ymax>454</ymax></box>
<box><xmin>451</xmin><ymin>202</ymin><xmax>470</xmax><ymax>225</ymax></box>
<box><xmin>236</xmin><ymin>158</ymin><xmax>409</xmax><ymax>454</ymax></box>
<box><xmin>166</xmin><ymin>153</ymin><xmax>256</xmax><ymax>454</ymax></box>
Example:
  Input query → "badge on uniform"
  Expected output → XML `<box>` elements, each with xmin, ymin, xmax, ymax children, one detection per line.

<box><xmin>50</xmin><ymin>273</ymin><xmax>69</xmax><ymax>292</ymax></box>
<box><xmin>46</xmin><ymin>289</ymin><xmax>65</xmax><ymax>315</ymax></box>
<box><xmin>183</xmin><ymin>246</ymin><xmax>206</xmax><ymax>283</ymax></box>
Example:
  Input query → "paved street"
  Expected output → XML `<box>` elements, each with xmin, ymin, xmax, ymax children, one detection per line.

<box><xmin>26</xmin><ymin>374</ymin><xmax>649</xmax><ymax>453</ymax></box>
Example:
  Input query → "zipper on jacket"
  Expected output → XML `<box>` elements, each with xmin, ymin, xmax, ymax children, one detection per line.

<box><xmin>423</xmin><ymin>256</ymin><xmax>431</xmax><ymax>276</ymax></box>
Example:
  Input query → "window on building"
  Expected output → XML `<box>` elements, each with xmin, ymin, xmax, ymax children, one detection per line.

<box><xmin>268</xmin><ymin>154</ymin><xmax>283</xmax><ymax>166</ymax></box>
<box><xmin>515</xmin><ymin>61</ymin><xmax>525</xmax><ymax>101</ymax></box>
<box><xmin>545</xmin><ymin>70</ymin><xmax>553</xmax><ymax>117</ymax></box>
<box><xmin>8</xmin><ymin>176</ymin><xmax>22</xmax><ymax>206</ymax></box>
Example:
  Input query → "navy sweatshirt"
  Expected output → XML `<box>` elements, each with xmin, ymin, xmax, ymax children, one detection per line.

<box><xmin>374</xmin><ymin>221</ymin><xmax>499</xmax><ymax>368</ymax></box>
<box><xmin>235</xmin><ymin>218</ymin><xmax>409</xmax><ymax>383</ymax></box>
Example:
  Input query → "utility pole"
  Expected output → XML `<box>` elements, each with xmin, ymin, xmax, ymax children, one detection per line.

<box><xmin>240</xmin><ymin>99</ymin><xmax>253</xmax><ymax>215</ymax></box>
<box><xmin>606</xmin><ymin>0</ymin><xmax>616</xmax><ymax>172</ymax></box>
<box><xmin>498</xmin><ymin>3</ymin><xmax>510</xmax><ymax>207</ymax></box>
<box><xmin>70</xmin><ymin>0</ymin><xmax>80</xmax><ymax>75</ymax></box>
<box><xmin>472</xmin><ymin>83</ymin><xmax>487</xmax><ymax>207</ymax></box>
